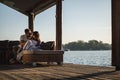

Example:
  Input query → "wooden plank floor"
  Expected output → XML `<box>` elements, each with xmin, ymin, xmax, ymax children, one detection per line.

<box><xmin>0</xmin><ymin>63</ymin><xmax>120</xmax><ymax>80</ymax></box>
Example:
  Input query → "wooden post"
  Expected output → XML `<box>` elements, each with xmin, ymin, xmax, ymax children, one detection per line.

<box><xmin>56</xmin><ymin>0</ymin><xmax>62</xmax><ymax>50</ymax></box>
<box><xmin>28</xmin><ymin>12</ymin><xmax>34</xmax><ymax>32</ymax></box>
<box><xmin>112</xmin><ymin>0</ymin><xmax>120</xmax><ymax>70</ymax></box>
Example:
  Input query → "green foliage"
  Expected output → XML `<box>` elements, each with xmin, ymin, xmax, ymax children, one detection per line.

<box><xmin>63</xmin><ymin>40</ymin><xmax>111</xmax><ymax>50</ymax></box>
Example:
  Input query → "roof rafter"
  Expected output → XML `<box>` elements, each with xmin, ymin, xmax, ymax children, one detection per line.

<box><xmin>0</xmin><ymin>0</ymin><xmax>56</xmax><ymax>16</ymax></box>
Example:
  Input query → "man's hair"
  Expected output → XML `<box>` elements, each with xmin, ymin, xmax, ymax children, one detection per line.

<box><xmin>24</xmin><ymin>29</ymin><xmax>30</xmax><ymax>33</ymax></box>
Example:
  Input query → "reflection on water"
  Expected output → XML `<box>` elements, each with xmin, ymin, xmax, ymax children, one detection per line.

<box><xmin>64</xmin><ymin>50</ymin><xmax>111</xmax><ymax>67</ymax></box>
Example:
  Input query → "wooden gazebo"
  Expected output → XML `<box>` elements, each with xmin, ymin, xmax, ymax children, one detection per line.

<box><xmin>112</xmin><ymin>0</ymin><xmax>120</xmax><ymax>70</ymax></box>
<box><xmin>0</xmin><ymin>0</ymin><xmax>63</xmax><ymax>65</ymax></box>
<box><xmin>0</xmin><ymin>0</ymin><xmax>62</xmax><ymax>50</ymax></box>
<box><xmin>1</xmin><ymin>0</ymin><xmax>120</xmax><ymax>70</ymax></box>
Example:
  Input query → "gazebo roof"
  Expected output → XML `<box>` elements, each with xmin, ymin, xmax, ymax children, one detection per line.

<box><xmin>0</xmin><ymin>0</ymin><xmax>56</xmax><ymax>16</ymax></box>
<box><xmin>0</xmin><ymin>0</ymin><xmax>62</xmax><ymax>50</ymax></box>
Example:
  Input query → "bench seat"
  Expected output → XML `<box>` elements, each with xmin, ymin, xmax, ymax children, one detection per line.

<box><xmin>22</xmin><ymin>50</ymin><xmax>64</xmax><ymax>65</ymax></box>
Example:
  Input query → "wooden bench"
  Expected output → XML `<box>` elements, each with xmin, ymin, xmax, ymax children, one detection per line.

<box><xmin>22</xmin><ymin>50</ymin><xmax>64</xmax><ymax>65</ymax></box>
<box><xmin>0</xmin><ymin>40</ymin><xmax>19</xmax><ymax>64</ymax></box>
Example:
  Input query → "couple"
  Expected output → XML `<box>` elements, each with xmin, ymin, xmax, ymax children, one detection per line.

<box><xmin>17</xmin><ymin>29</ymin><xmax>41</xmax><ymax>61</ymax></box>
<box><xmin>20</xmin><ymin>29</ymin><xmax>41</xmax><ymax>50</ymax></box>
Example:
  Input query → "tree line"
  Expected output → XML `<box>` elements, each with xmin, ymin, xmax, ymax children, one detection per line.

<box><xmin>63</xmin><ymin>40</ymin><xmax>111</xmax><ymax>50</ymax></box>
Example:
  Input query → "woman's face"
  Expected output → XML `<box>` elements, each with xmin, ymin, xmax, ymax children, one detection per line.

<box><xmin>33</xmin><ymin>33</ymin><xmax>39</xmax><ymax>39</ymax></box>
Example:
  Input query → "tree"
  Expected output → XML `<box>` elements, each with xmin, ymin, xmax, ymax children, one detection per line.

<box><xmin>63</xmin><ymin>40</ymin><xmax>111</xmax><ymax>50</ymax></box>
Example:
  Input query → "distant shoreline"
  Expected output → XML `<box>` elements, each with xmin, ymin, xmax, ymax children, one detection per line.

<box><xmin>64</xmin><ymin>50</ymin><xmax>111</xmax><ymax>51</ymax></box>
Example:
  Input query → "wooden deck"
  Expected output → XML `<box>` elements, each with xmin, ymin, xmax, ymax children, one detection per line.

<box><xmin>0</xmin><ymin>63</ymin><xmax>120</xmax><ymax>80</ymax></box>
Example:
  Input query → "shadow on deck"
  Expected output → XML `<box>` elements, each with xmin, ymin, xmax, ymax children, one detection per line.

<box><xmin>0</xmin><ymin>63</ymin><xmax>52</xmax><ymax>71</ymax></box>
<box><xmin>0</xmin><ymin>64</ymin><xmax>119</xmax><ymax>80</ymax></box>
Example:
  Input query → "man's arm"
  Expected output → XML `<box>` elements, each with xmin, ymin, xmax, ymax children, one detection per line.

<box><xmin>20</xmin><ymin>35</ymin><xmax>27</xmax><ymax>48</ymax></box>
<box><xmin>20</xmin><ymin>40</ymin><xmax>26</xmax><ymax>48</ymax></box>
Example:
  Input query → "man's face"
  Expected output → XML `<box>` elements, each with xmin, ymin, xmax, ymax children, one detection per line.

<box><xmin>26</xmin><ymin>30</ymin><xmax>32</xmax><ymax>37</ymax></box>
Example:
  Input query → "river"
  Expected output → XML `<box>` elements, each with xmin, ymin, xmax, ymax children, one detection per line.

<box><xmin>64</xmin><ymin>50</ymin><xmax>111</xmax><ymax>67</ymax></box>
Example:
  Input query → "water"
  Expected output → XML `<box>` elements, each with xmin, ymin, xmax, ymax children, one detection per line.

<box><xmin>64</xmin><ymin>50</ymin><xmax>111</xmax><ymax>67</ymax></box>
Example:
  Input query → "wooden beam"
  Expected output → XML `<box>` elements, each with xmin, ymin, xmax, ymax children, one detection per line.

<box><xmin>26</xmin><ymin>0</ymin><xmax>56</xmax><ymax>15</ymax></box>
<box><xmin>28</xmin><ymin>12</ymin><xmax>34</xmax><ymax>32</ymax></box>
<box><xmin>112</xmin><ymin>0</ymin><xmax>120</xmax><ymax>70</ymax></box>
<box><xmin>34</xmin><ymin>1</ymin><xmax>56</xmax><ymax>15</ymax></box>
<box><xmin>56</xmin><ymin>0</ymin><xmax>62</xmax><ymax>50</ymax></box>
<box><xmin>26</xmin><ymin>0</ymin><xmax>48</xmax><ymax>13</ymax></box>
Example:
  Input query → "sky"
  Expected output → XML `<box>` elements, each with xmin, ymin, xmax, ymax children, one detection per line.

<box><xmin>0</xmin><ymin>0</ymin><xmax>111</xmax><ymax>44</ymax></box>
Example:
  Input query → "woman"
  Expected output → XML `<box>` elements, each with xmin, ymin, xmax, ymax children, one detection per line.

<box><xmin>17</xmin><ymin>31</ymin><xmax>41</xmax><ymax>61</ymax></box>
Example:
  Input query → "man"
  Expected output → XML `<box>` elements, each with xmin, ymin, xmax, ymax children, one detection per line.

<box><xmin>17</xmin><ymin>31</ymin><xmax>41</xmax><ymax>62</ymax></box>
<box><xmin>20</xmin><ymin>28</ymin><xmax>32</xmax><ymax>48</ymax></box>
<box><xmin>10</xmin><ymin>28</ymin><xmax>32</xmax><ymax>64</ymax></box>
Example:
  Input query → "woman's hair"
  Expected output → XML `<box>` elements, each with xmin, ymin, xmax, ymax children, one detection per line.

<box><xmin>33</xmin><ymin>31</ymin><xmax>39</xmax><ymax>37</ymax></box>
<box><xmin>33</xmin><ymin>31</ymin><xmax>40</xmax><ymax>40</ymax></box>
<box><xmin>33</xmin><ymin>31</ymin><xmax>41</xmax><ymax>45</ymax></box>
